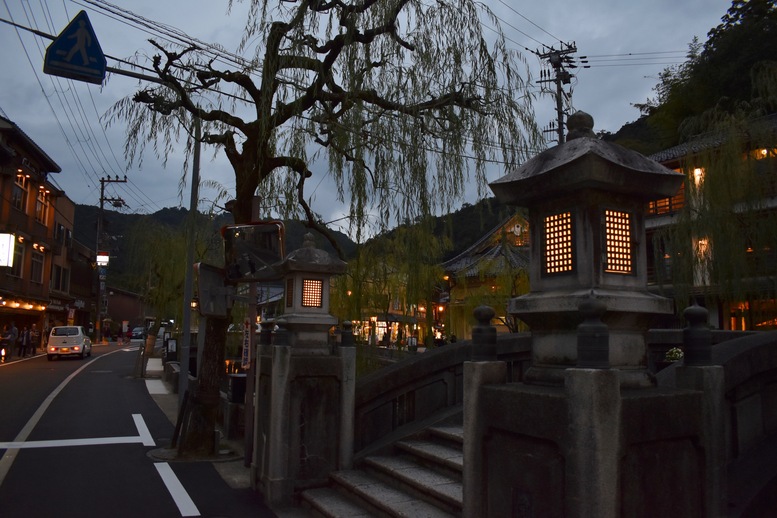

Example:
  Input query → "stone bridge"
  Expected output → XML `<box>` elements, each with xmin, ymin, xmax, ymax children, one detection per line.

<box><xmin>351</xmin><ymin>329</ymin><xmax>777</xmax><ymax>516</ymax></box>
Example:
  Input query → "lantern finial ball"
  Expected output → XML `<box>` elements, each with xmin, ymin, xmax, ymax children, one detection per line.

<box><xmin>566</xmin><ymin>111</ymin><xmax>595</xmax><ymax>140</ymax></box>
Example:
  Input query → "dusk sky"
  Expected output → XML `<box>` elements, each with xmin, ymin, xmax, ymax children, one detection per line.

<box><xmin>0</xmin><ymin>0</ymin><xmax>732</xmax><ymax>237</ymax></box>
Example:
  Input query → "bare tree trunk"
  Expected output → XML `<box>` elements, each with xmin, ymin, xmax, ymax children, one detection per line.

<box><xmin>177</xmin><ymin>315</ymin><xmax>228</xmax><ymax>458</ymax></box>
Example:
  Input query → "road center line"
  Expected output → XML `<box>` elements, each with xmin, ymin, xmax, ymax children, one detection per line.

<box><xmin>154</xmin><ymin>462</ymin><xmax>200</xmax><ymax>517</ymax></box>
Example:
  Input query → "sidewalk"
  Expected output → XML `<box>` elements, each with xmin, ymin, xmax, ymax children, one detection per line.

<box><xmin>143</xmin><ymin>355</ymin><xmax>252</xmax><ymax>490</ymax></box>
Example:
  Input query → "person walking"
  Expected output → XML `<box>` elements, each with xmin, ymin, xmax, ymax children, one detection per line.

<box><xmin>1</xmin><ymin>324</ymin><xmax>9</xmax><ymax>360</ymax></box>
<box><xmin>30</xmin><ymin>324</ymin><xmax>41</xmax><ymax>356</ymax></box>
<box><xmin>17</xmin><ymin>325</ymin><xmax>30</xmax><ymax>357</ymax></box>
<box><xmin>8</xmin><ymin>322</ymin><xmax>18</xmax><ymax>359</ymax></box>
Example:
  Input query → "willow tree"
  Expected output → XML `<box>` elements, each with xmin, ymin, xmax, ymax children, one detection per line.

<box><xmin>110</xmin><ymin>0</ymin><xmax>539</xmax><ymax>455</ymax></box>
<box><xmin>646</xmin><ymin>0</ymin><xmax>777</xmax><ymax>327</ymax></box>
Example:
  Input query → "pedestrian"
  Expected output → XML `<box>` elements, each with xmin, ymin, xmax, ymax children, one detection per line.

<box><xmin>17</xmin><ymin>325</ymin><xmax>30</xmax><ymax>357</ymax></box>
<box><xmin>30</xmin><ymin>324</ymin><xmax>41</xmax><ymax>356</ymax></box>
<box><xmin>8</xmin><ymin>321</ymin><xmax>18</xmax><ymax>359</ymax></box>
<box><xmin>1</xmin><ymin>324</ymin><xmax>9</xmax><ymax>359</ymax></box>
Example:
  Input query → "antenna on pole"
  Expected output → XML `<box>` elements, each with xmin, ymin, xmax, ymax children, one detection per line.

<box><xmin>535</xmin><ymin>42</ymin><xmax>582</xmax><ymax>144</ymax></box>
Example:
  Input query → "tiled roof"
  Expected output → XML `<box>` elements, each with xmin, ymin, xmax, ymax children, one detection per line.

<box><xmin>0</xmin><ymin>115</ymin><xmax>61</xmax><ymax>173</ymax></box>
<box><xmin>442</xmin><ymin>214</ymin><xmax>530</xmax><ymax>278</ymax></box>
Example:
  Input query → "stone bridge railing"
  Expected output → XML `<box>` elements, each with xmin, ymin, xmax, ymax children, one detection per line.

<box><xmin>353</xmin><ymin>333</ymin><xmax>531</xmax><ymax>457</ymax></box>
<box><xmin>657</xmin><ymin>329</ymin><xmax>777</xmax><ymax>516</ymax></box>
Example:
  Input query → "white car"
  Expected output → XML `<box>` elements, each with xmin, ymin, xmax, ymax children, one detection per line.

<box><xmin>48</xmin><ymin>326</ymin><xmax>92</xmax><ymax>360</ymax></box>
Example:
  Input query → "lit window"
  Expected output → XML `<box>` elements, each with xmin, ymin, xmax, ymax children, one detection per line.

<box><xmin>302</xmin><ymin>279</ymin><xmax>323</xmax><ymax>308</ymax></box>
<box><xmin>544</xmin><ymin>212</ymin><xmax>573</xmax><ymax>274</ymax></box>
<box><xmin>35</xmin><ymin>188</ymin><xmax>50</xmax><ymax>224</ymax></box>
<box><xmin>604</xmin><ymin>210</ymin><xmax>633</xmax><ymax>274</ymax></box>
<box><xmin>12</xmin><ymin>175</ymin><xmax>28</xmax><ymax>212</ymax></box>
<box><xmin>692</xmin><ymin>167</ymin><xmax>705</xmax><ymax>188</ymax></box>
<box><xmin>31</xmin><ymin>251</ymin><xmax>44</xmax><ymax>283</ymax></box>
<box><xmin>10</xmin><ymin>243</ymin><xmax>24</xmax><ymax>278</ymax></box>
<box><xmin>751</xmin><ymin>148</ymin><xmax>776</xmax><ymax>160</ymax></box>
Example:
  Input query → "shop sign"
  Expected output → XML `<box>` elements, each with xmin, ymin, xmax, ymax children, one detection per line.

<box><xmin>48</xmin><ymin>299</ymin><xmax>66</xmax><ymax>311</ymax></box>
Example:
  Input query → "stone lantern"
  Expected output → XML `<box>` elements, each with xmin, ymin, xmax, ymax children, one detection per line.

<box><xmin>489</xmin><ymin>111</ymin><xmax>683</xmax><ymax>387</ymax></box>
<box><xmin>255</xmin><ymin>232</ymin><xmax>352</xmax><ymax>506</ymax></box>
<box><xmin>277</xmin><ymin>232</ymin><xmax>346</xmax><ymax>351</ymax></box>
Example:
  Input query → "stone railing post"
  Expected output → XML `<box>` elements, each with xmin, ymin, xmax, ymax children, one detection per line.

<box><xmin>471</xmin><ymin>305</ymin><xmax>496</xmax><ymax>361</ymax></box>
<box><xmin>683</xmin><ymin>302</ymin><xmax>712</xmax><ymax>366</ymax></box>
<box><xmin>676</xmin><ymin>302</ymin><xmax>725</xmax><ymax>516</ymax></box>
<box><xmin>339</xmin><ymin>321</ymin><xmax>356</xmax><ymax>470</ymax></box>
<box><xmin>265</xmin><ymin>319</ymin><xmax>292</xmax><ymax>505</ymax></box>
<box><xmin>577</xmin><ymin>293</ymin><xmax>610</xmax><ymax>368</ymax></box>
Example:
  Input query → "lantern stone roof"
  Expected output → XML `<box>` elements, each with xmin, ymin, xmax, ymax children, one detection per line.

<box><xmin>279</xmin><ymin>232</ymin><xmax>347</xmax><ymax>274</ymax></box>
<box><xmin>490</xmin><ymin>111</ymin><xmax>683</xmax><ymax>206</ymax></box>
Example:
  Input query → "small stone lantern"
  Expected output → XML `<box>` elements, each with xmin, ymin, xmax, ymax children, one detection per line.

<box><xmin>277</xmin><ymin>233</ymin><xmax>346</xmax><ymax>352</ymax></box>
<box><xmin>490</xmin><ymin>112</ymin><xmax>683</xmax><ymax>387</ymax></box>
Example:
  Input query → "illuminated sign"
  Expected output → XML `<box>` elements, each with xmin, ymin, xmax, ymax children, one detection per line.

<box><xmin>0</xmin><ymin>234</ymin><xmax>14</xmax><ymax>267</ymax></box>
<box><xmin>96</xmin><ymin>251</ymin><xmax>110</xmax><ymax>266</ymax></box>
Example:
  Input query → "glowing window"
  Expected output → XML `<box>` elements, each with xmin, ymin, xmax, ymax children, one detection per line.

<box><xmin>544</xmin><ymin>212</ymin><xmax>573</xmax><ymax>274</ymax></box>
<box><xmin>692</xmin><ymin>167</ymin><xmax>705</xmax><ymax>188</ymax></box>
<box><xmin>604</xmin><ymin>210</ymin><xmax>633</xmax><ymax>274</ymax></box>
<box><xmin>302</xmin><ymin>279</ymin><xmax>323</xmax><ymax>308</ymax></box>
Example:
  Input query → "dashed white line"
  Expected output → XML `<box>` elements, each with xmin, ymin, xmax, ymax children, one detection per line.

<box><xmin>154</xmin><ymin>462</ymin><xmax>200</xmax><ymax>517</ymax></box>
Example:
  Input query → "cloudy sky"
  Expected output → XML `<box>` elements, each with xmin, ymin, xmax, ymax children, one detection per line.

<box><xmin>0</xmin><ymin>0</ymin><xmax>732</xmax><ymax>236</ymax></box>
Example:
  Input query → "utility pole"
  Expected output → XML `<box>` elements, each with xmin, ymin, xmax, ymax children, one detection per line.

<box><xmin>95</xmin><ymin>175</ymin><xmax>127</xmax><ymax>343</ymax></box>
<box><xmin>535</xmin><ymin>42</ymin><xmax>585</xmax><ymax>145</ymax></box>
<box><xmin>179</xmin><ymin>119</ymin><xmax>201</xmax><ymax>403</ymax></box>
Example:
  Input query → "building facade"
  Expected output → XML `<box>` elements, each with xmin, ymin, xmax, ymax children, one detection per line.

<box><xmin>646</xmin><ymin>118</ymin><xmax>777</xmax><ymax>330</ymax></box>
<box><xmin>0</xmin><ymin>115</ymin><xmax>95</xmax><ymax>342</ymax></box>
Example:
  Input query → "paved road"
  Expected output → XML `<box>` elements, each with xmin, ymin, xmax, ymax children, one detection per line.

<box><xmin>0</xmin><ymin>342</ymin><xmax>274</xmax><ymax>517</ymax></box>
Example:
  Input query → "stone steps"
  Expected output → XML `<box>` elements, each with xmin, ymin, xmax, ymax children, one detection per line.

<box><xmin>301</xmin><ymin>421</ymin><xmax>464</xmax><ymax>517</ymax></box>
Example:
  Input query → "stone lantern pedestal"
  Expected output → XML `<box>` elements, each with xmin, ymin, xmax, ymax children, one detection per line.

<box><xmin>252</xmin><ymin>234</ymin><xmax>355</xmax><ymax>507</ymax></box>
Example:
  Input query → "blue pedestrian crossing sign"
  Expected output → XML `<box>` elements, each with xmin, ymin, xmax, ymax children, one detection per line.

<box><xmin>44</xmin><ymin>11</ymin><xmax>106</xmax><ymax>85</ymax></box>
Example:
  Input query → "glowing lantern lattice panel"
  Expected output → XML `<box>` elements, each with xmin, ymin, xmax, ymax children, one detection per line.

<box><xmin>604</xmin><ymin>210</ymin><xmax>633</xmax><ymax>274</ymax></box>
<box><xmin>544</xmin><ymin>212</ymin><xmax>573</xmax><ymax>274</ymax></box>
<box><xmin>302</xmin><ymin>279</ymin><xmax>323</xmax><ymax>308</ymax></box>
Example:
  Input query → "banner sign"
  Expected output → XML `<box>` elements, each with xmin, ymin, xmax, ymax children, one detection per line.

<box><xmin>241</xmin><ymin>318</ymin><xmax>251</xmax><ymax>369</ymax></box>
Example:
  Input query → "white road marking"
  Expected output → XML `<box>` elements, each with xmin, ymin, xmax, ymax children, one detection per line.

<box><xmin>133</xmin><ymin>413</ymin><xmax>156</xmax><ymax>446</ymax></box>
<box><xmin>0</xmin><ymin>436</ymin><xmax>149</xmax><ymax>449</ymax></box>
<box><xmin>0</xmin><ymin>349</ymin><xmax>146</xmax><ymax>488</ymax></box>
<box><xmin>0</xmin><ymin>414</ymin><xmax>156</xmax><ymax>449</ymax></box>
<box><xmin>145</xmin><ymin>379</ymin><xmax>169</xmax><ymax>395</ymax></box>
<box><xmin>155</xmin><ymin>462</ymin><xmax>200</xmax><ymax>517</ymax></box>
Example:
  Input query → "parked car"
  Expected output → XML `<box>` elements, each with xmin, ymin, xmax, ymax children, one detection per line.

<box><xmin>131</xmin><ymin>327</ymin><xmax>146</xmax><ymax>340</ymax></box>
<box><xmin>48</xmin><ymin>326</ymin><xmax>92</xmax><ymax>360</ymax></box>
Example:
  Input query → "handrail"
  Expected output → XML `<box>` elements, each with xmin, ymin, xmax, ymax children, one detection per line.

<box><xmin>353</xmin><ymin>333</ymin><xmax>531</xmax><ymax>455</ymax></box>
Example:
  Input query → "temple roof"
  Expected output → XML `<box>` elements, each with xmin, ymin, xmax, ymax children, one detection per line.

<box><xmin>442</xmin><ymin>213</ymin><xmax>530</xmax><ymax>278</ymax></box>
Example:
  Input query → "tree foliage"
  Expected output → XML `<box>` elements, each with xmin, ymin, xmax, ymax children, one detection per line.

<box><xmin>636</xmin><ymin>0</ymin><xmax>777</xmax><ymax>148</ymax></box>
<box><xmin>646</xmin><ymin>0</ymin><xmax>777</xmax><ymax>324</ymax></box>
<box><xmin>108</xmin><ymin>0</ymin><xmax>540</xmax><ymax>250</ymax></box>
<box><xmin>108</xmin><ymin>0</ymin><xmax>540</xmax><ymax>457</ymax></box>
<box><xmin>123</xmin><ymin>212</ymin><xmax>222</xmax><ymax>325</ymax></box>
